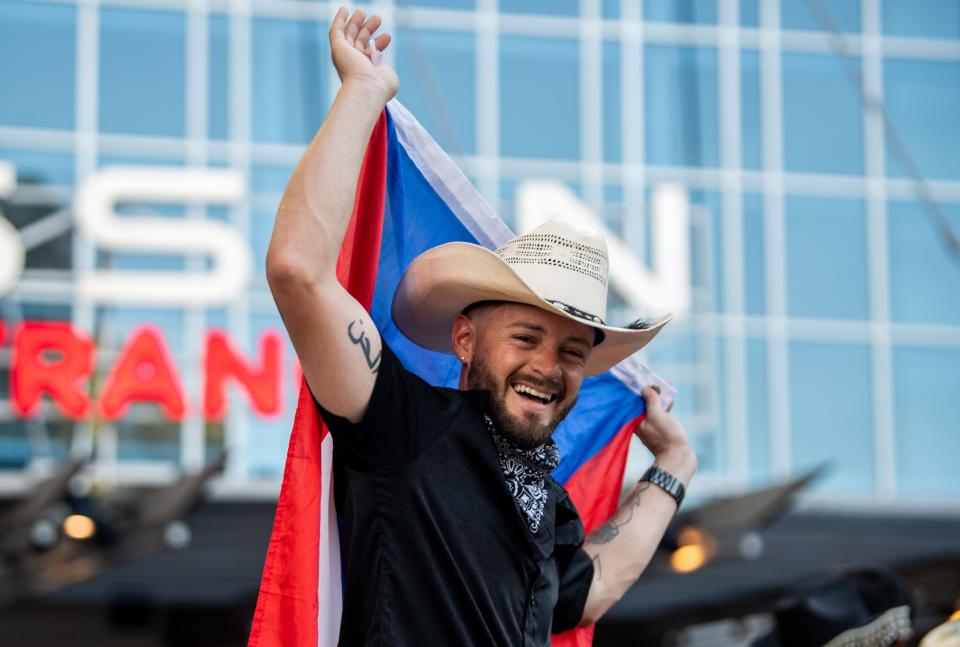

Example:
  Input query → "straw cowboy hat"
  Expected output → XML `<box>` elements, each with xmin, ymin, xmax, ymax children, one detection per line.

<box><xmin>392</xmin><ymin>219</ymin><xmax>673</xmax><ymax>376</ymax></box>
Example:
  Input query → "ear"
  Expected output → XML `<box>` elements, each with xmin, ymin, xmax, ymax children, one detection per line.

<box><xmin>451</xmin><ymin>314</ymin><xmax>476</xmax><ymax>364</ymax></box>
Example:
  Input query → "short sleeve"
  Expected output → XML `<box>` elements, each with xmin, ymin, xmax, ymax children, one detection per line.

<box><xmin>312</xmin><ymin>341</ymin><xmax>461</xmax><ymax>472</ymax></box>
<box><xmin>552</xmin><ymin>547</ymin><xmax>595</xmax><ymax>633</ymax></box>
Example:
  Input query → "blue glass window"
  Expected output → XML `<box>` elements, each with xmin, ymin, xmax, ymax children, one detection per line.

<box><xmin>741</xmin><ymin>50</ymin><xmax>762</xmax><ymax>171</ymax></box>
<box><xmin>100</xmin><ymin>8</ymin><xmax>186</xmax><ymax>137</ymax></box>
<box><xmin>785</xmin><ymin>196</ymin><xmax>868</xmax><ymax>320</ymax></box>
<box><xmin>209</xmin><ymin>15</ymin><xmax>229</xmax><ymax>141</ymax></box>
<box><xmin>781</xmin><ymin>0</ymin><xmax>860</xmax><ymax>33</ymax></box>
<box><xmin>645</xmin><ymin>46</ymin><xmax>720</xmax><ymax>168</ymax></box>
<box><xmin>395</xmin><ymin>28</ymin><xmax>476</xmax><ymax>155</ymax></box>
<box><xmin>603</xmin><ymin>0</ymin><xmax>620</xmax><ymax>19</ymax></box>
<box><xmin>746</xmin><ymin>338</ymin><xmax>769</xmax><ymax>484</ymax></box>
<box><xmin>882</xmin><ymin>0</ymin><xmax>960</xmax><ymax>40</ymax></box>
<box><xmin>645</xmin><ymin>0</ymin><xmax>717</xmax><ymax>24</ymax></box>
<box><xmin>743</xmin><ymin>193</ymin><xmax>766</xmax><ymax>315</ymax></box>
<box><xmin>405</xmin><ymin>0</ymin><xmax>474</xmax><ymax>7</ymax></box>
<box><xmin>789</xmin><ymin>341</ymin><xmax>874</xmax><ymax>496</ymax></box>
<box><xmin>782</xmin><ymin>53</ymin><xmax>863</xmax><ymax>175</ymax></box>
<box><xmin>740</xmin><ymin>0</ymin><xmax>760</xmax><ymax>27</ymax></box>
<box><xmin>893</xmin><ymin>346</ymin><xmax>960</xmax><ymax>498</ymax></box>
<box><xmin>0</xmin><ymin>149</ymin><xmax>74</xmax><ymax>186</ymax></box>
<box><xmin>0</xmin><ymin>2</ymin><xmax>75</xmax><ymax>130</ymax></box>
<box><xmin>251</xmin><ymin>18</ymin><xmax>329</xmax><ymax>145</ymax></box>
<box><xmin>500</xmin><ymin>0</ymin><xmax>578</xmax><ymax>16</ymax></box>
<box><xmin>603</xmin><ymin>41</ymin><xmax>622</xmax><ymax>163</ymax></box>
<box><xmin>887</xmin><ymin>200</ymin><xmax>960</xmax><ymax>325</ymax></box>
<box><xmin>884</xmin><ymin>59</ymin><xmax>960</xmax><ymax>181</ymax></box>
<box><xmin>500</xmin><ymin>37</ymin><xmax>580</xmax><ymax>160</ymax></box>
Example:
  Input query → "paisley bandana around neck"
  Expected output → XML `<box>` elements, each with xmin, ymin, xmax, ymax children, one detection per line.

<box><xmin>484</xmin><ymin>414</ymin><xmax>561</xmax><ymax>533</ymax></box>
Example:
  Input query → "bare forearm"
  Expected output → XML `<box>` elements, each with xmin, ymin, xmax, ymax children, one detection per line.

<box><xmin>267</xmin><ymin>79</ymin><xmax>388</xmax><ymax>283</ymax></box>
<box><xmin>579</xmin><ymin>447</ymin><xmax>696</xmax><ymax>625</ymax></box>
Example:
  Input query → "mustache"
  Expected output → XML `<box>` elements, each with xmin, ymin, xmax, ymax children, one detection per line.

<box><xmin>508</xmin><ymin>372</ymin><xmax>565</xmax><ymax>400</ymax></box>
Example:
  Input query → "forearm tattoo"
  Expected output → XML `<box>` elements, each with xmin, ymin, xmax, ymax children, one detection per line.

<box><xmin>347</xmin><ymin>318</ymin><xmax>381</xmax><ymax>373</ymax></box>
<box><xmin>591</xmin><ymin>554</ymin><xmax>602</xmax><ymax>581</ymax></box>
<box><xmin>585</xmin><ymin>482</ymin><xmax>650</xmax><ymax>546</ymax></box>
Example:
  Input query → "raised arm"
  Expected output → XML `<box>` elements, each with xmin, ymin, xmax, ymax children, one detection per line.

<box><xmin>578</xmin><ymin>387</ymin><xmax>698</xmax><ymax>626</ymax></box>
<box><xmin>266</xmin><ymin>8</ymin><xmax>397</xmax><ymax>422</ymax></box>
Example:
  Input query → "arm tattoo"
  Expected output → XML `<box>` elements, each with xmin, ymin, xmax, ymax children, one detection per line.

<box><xmin>347</xmin><ymin>319</ymin><xmax>382</xmax><ymax>373</ymax></box>
<box><xmin>591</xmin><ymin>554</ymin><xmax>602</xmax><ymax>581</ymax></box>
<box><xmin>585</xmin><ymin>482</ymin><xmax>650</xmax><ymax>545</ymax></box>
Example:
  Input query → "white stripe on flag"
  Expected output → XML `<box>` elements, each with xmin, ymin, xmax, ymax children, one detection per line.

<box><xmin>317</xmin><ymin>432</ymin><xmax>342</xmax><ymax>646</ymax></box>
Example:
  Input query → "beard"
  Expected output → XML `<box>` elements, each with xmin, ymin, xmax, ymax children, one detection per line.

<box><xmin>467</xmin><ymin>354</ymin><xmax>577</xmax><ymax>449</ymax></box>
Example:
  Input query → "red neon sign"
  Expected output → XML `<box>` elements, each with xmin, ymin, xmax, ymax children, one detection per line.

<box><xmin>6</xmin><ymin>321</ymin><xmax>287</xmax><ymax>421</ymax></box>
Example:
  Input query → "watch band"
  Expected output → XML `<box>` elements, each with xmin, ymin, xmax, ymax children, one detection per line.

<box><xmin>640</xmin><ymin>465</ymin><xmax>686</xmax><ymax>509</ymax></box>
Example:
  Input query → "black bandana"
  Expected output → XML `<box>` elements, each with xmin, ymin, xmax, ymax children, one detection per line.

<box><xmin>484</xmin><ymin>414</ymin><xmax>561</xmax><ymax>533</ymax></box>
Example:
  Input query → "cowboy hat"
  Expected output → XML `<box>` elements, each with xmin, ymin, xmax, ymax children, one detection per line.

<box><xmin>750</xmin><ymin>568</ymin><xmax>914</xmax><ymax>647</ymax></box>
<box><xmin>391</xmin><ymin>219</ymin><xmax>672</xmax><ymax>376</ymax></box>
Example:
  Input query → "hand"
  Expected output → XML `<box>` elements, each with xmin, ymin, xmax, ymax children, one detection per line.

<box><xmin>636</xmin><ymin>386</ymin><xmax>696</xmax><ymax>479</ymax></box>
<box><xmin>329</xmin><ymin>7</ymin><xmax>399</xmax><ymax>101</ymax></box>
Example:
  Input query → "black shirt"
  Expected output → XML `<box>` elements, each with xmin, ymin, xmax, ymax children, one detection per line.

<box><xmin>315</xmin><ymin>342</ymin><xmax>595</xmax><ymax>647</ymax></box>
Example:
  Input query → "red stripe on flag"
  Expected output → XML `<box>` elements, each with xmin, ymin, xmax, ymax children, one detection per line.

<box><xmin>551</xmin><ymin>415</ymin><xmax>642</xmax><ymax>647</ymax></box>
<box><xmin>248</xmin><ymin>111</ymin><xmax>389</xmax><ymax>647</ymax></box>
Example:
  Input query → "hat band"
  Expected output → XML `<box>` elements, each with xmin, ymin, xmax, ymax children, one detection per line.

<box><xmin>545</xmin><ymin>299</ymin><xmax>605</xmax><ymax>326</ymax></box>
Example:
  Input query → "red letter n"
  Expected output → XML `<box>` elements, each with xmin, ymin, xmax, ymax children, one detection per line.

<box><xmin>203</xmin><ymin>330</ymin><xmax>281</xmax><ymax>421</ymax></box>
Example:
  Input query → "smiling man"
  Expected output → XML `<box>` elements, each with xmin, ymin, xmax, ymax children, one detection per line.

<box><xmin>265</xmin><ymin>8</ymin><xmax>697</xmax><ymax>646</ymax></box>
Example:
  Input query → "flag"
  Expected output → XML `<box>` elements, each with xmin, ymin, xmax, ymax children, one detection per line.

<box><xmin>248</xmin><ymin>101</ymin><xmax>673</xmax><ymax>647</ymax></box>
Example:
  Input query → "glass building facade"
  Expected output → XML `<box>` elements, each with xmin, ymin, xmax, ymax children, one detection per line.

<box><xmin>0</xmin><ymin>0</ymin><xmax>958</xmax><ymax>503</ymax></box>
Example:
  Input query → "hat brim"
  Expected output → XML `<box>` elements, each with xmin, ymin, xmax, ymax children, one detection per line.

<box><xmin>391</xmin><ymin>242</ymin><xmax>672</xmax><ymax>376</ymax></box>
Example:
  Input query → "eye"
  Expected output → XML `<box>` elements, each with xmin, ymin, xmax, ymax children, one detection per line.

<box><xmin>514</xmin><ymin>335</ymin><xmax>535</xmax><ymax>344</ymax></box>
<box><xmin>563</xmin><ymin>348</ymin><xmax>586</xmax><ymax>360</ymax></box>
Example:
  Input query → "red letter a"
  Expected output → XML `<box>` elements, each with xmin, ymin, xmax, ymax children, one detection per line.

<box><xmin>203</xmin><ymin>330</ymin><xmax>281</xmax><ymax>421</ymax></box>
<box><xmin>99</xmin><ymin>326</ymin><xmax>187</xmax><ymax>420</ymax></box>
<box><xmin>12</xmin><ymin>322</ymin><xmax>94</xmax><ymax>419</ymax></box>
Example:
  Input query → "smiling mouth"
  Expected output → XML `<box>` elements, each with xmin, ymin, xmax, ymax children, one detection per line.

<box><xmin>511</xmin><ymin>383</ymin><xmax>557</xmax><ymax>404</ymax></box>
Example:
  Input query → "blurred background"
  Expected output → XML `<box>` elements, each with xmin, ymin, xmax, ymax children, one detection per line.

<box><xmin>0</xmin><ymin>0</ymin><xmax>958</xmax><ymax>645</ymax></box>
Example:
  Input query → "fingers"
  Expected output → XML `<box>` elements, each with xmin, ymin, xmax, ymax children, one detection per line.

<box><xmin>642</xmin><ymin>385</ymin><xmax>664</xmax><ymax>418</ymax></box>
<box><xmin>372</xmin><ymin>32</ymin><xmax>392</xmax><ymax>53</ymax></box>
<box><xmin>355</xmin><ymin>14</ymin><xmax>381</xmax><ymax>50</ymax></box>
<box><xmin>329</xmin><ymin>6</ymin><xmax>348</xmax><ymax>41</ymax></box>
<box><xmin>344</xmin><ymin>8</ymin><xmax>365</xmax><ymax>42</ymax></box>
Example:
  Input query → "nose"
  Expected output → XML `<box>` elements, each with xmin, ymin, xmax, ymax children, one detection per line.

<box><xmin>527</xmin><ymin>345</ymin><xmax>563</xmax><ymax>382</ymax></box>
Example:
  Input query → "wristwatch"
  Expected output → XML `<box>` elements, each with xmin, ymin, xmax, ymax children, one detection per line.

<box><xmin>640</xmin><ymin>465</ymin><xmax>685</xmax><ymax>510</ymax></box>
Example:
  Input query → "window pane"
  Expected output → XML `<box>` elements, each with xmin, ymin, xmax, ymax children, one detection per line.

<box><xmin>882</xmin><ymin>0</ymin><xmax>960</xmax><ymax>40</ymax></box>
<box><xmin>645</xmin><ymin>46</ymin><xmax>719</xmax><ymax>168</ymax></box>
<box><xmin>209</xmin><ymin>15</ymin><xmax>229</xmax><ymax>141</ymax></box>
<box><xmin>892</xmin><ymin>346</ymin><xmax>960</xmax><ymax>498</ymax></box>
<box><xmin>789</xmin><ymin>341</ymin><xmax>874</xmax><ymax>496</ymax></box>
<box><xmin>500</xmin><ymin>0</ymin><xmax>578</xmax><ymax>16</ymax></box>
<box><xmin>603</xmin><ymin>41</ymin><xmax>622</xmax><ymax>163</ymax></box>
<box><xmin>100</xmin><ymin>8</ymin><xmax>186</xmax><ymax>137</ymax></box>
<box><xmin>785</xmin><ymin>196</ymin><xmax>868</xmax><ymax>320</ymax></box>
<box><xmin>395</xmin><ymin>28</ymin><xmax>476</xmax><ymax>155</ymax></box>
<box><xmin>500</xmin><ymin>37</ymin><xmax>580</xmax><ymax>160</ymax></box>
<box><xmin>741</xmin><ymin>50</ymin><xmax>762</xmax><ymax>171</ymax></box>
<box><xmin>251</xmin><ymin>18</ymin><xmax>329</xmax><ymax>145</ymax></box>
<box><xmin>743</xmin><ymin>193</ymin><xmax>765</xmax><ymax>315</ymax></box>
<box><xmin>782</xmin><ymin>53</ymin><xmax>863</xmax><ymax>175</ymax></box>
<box><xmin>884</xmin><ymin>59</ymin><xmax>960</xmax><ymax>181</ymax></box>
<box><xmin>781</xmin><ymin>0</ymin><xmax>860</xmax><ymax>33</ymax></box>
<box><xmin>887</xmin><ymin>201</ymin><xmax>960</xmax><ymax>325</ymax></box>
<box><xmin>0</xmin><ymin>2</ymin><xmax>75</xmax><ymax>130</ymax></box>
<box><xmin>645</xmin><ymin>0</ymin><xmax>717</xmax><ymax>24</ymax></box>
<box><xmin>0</xmin><ymin>149</ymin><xmax>74</xmax><ymax>186</ymax></box>
<box><xmin>741</xmin><ymin>0</ymin><xmax>760</xmax><ymax>27</ymax></box>
<box><xmin>746</xmin><ymin>338</ymin><xmax>769</xmax><ymax>484</ymax></box>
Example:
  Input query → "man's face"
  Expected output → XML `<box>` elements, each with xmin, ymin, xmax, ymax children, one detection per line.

<box><xmin>465</xmin><ymin>303</ymin><xmax>593</xmax><ymax>449</ymax></box>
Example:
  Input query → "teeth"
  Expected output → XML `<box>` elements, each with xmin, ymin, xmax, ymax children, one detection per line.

<box><xmin>512</xmin><ymin>384</ymin><xmax>553</xmax><ymax>402</ymax></box>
